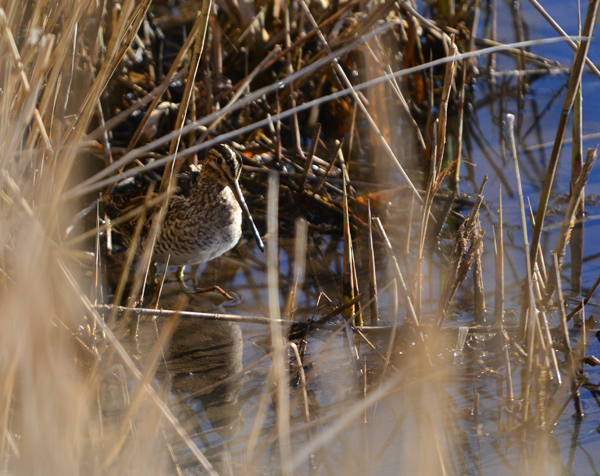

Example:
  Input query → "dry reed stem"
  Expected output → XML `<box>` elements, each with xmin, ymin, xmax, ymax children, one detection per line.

<box><xmin>59</xmin><ymin>262</ymin><xmax>218</xmax><ymax>475</ymax></box>
<box><xmin>527</xmin><ymin>201</ymin><xmax>549</xmax><ymax>291</ymax></box>
<box><xmin>570</xmin><ymin>82</ymin><xmax>585</xmax><ymax>295</ymax></box>
<box><xmin>404</xmin><ymin>193</ymin><xmax>415</xmax><ymax>267</ymax></box>
<box><xmin>284</xmin><ymin>218</ymin><xmax>308</xmax><ymax>320</ymax></box>
<box><xmin>64</xmin><ymin>21</ymin><xmax>397</xmax><ymax>197</ymax></box>
<box><xmin>197</xmin><ymin>46</ymin><xmax>282</xmax><ymax>145</ymax></box>
<box><xmin>373</xmin><ymin>218</ymin><xmax>432</xmax><ymax>367</ymax></box>
<box><xmin>528</xmin><ymin>0</ymin><xmax>600</xmax><ymax>79</ymax></box>
<box><xmin>566</xmin><ymin>271</ymin><xmax>600</xmax><ymax>320</ymax></box>
<box><xmin>435</xmin><ymin>40</ymin><xmax>458</xmax><ymax>172</ymax></box>
<box><xmin>266</xmin><ymin>171</ymin><xmax>292</xmax><ymax>475</ymax></box>
<box><xmin>311</xmin><ymin>139</ymin><xmax>342</xmax><ymax>196</ymax></box>
<box><xmin>546</xmin><ymin>373</ymin><xmax>588</xmax><ymax>430</ymax></box>
<box><xmin>64</xmin><ymin>36</ymin><xmax>582</xmax><ymax>200</ymax></box>
<box><xmin>103</xmin><ymin>301</ymin><xmax>183</xmax><ymax>467</ymax></box>
<box><xmin>506</xmin><ymin>114</ymin><xmax>534</xmax><ymax>339</ymax></box>
<box><xmin>452</xmin><ymin>61</ymin><xmax>467</xmax><ymax>192</ymax></box>
<box><xmin>64</xmin><ymin>188</ymin><xmax>174</xmax><ymax>247</ymax></box>
<box><xmin>162</xmin><ymin>0</ymin><xmax>213</xmax><ymax>189</ymax></box>
<box><xmin>66</xmin><ymin>0</ymin><xmax>148</xmax><ymax>163</ymax></box>
<box><xmin>367</xmin><ymin>201</ymin><xmax>380</xmax><ymax>326</ymax></box>
<box><xmin>4</xmin><ymin>1</ymin><xmax>599</xmax><ymax>472</ymax></box>
<box><xmin>94</xmin><ymin>302</ymin><xmax>381</xmax><ymax>333</ymax></box>
<box><xmin>436</xmin><ymin>188</ymin><xmax>485</xmax><ymax>327</ymax></box>
<box><xmin>86</xmin><ymin>69</ymin><xmax>188</xmax><ymax>142</ymax></box>
<box><xmin>289</xmin><ymin>342</ymin><xmax>311</xmax><ymax>424</ymax></box>
<box><xmin>504</xmin><ymin>340</ymin><xmax>514</xmax><ymax>404</ymax></box>
<box><xmin>494</xmin><ymin>189</ymin><xmax>505</xmax><ymax>324</ymax></box>
<box><xmin>124</xmin><ymin>177</ymin><xmax>176</xmax><ymax>339</ymax></box>
<box><xmin>545</xmin><ymin>147</ymin><xmax>597</xmax><ymax>298</ymax></box>
<box><xmin>507</xmin><ymin>112</ymin><xmax>538</xmax><ymax>422</ymax></box>
<box><xmin>472</xmin><ymin>36</ymin><xmax>565</xmax><ymax>68</ymax></box>
<box><xmin>297</xmin><ymin>124</ymin><xmax>321</xmax><ymax>195</ymax></box>
<box><xmin>342</xmin><ymin>170</ymin><xmax>360</xmax><ymax>325</ymax></box>
<box><xmin>25</xmin><ymin>0</ymin><xmax>89</xmax><ymax>149</ymax></box>
<box><xmin>412</xmin><ymin>122</ymin><xmax>446</xmax><ymax>317</ymax></box>
<box><xmin>473</xmin><ymin>242</ymin><xmax>486</xmax><ymax>324</ymax></box>
<box><xmin>127</xmin><ymin>15</ymin><xmax>203</xmax><ymax>152</ymax></box>
<box><xmin>533</xmin><ymin>279</ymin><xmax>562</xmax><ymax>385</ymax></box>
<box><xmin>529</xmin><ymin>0</ymin><xmax>599</xmax><ymax>268</ymax></box>
<box><xmin>241</xmin><ymin>375</ymin><xmax>283</xmax><ymax>465</ymax></box>
<box><xmin>552</xmin><ymin>252</ymin><xmax>584</xmax><ymax>417</ymax></box>
<box><xmin>149</xmin><ymin>254</ymin><xmax>170</xmax><ymax>309</ymax></box>
<box><xmin>284</xmin><ymin>1</ymin><xmax>302</xmax><ymax>157</ymax></box>
<box><xmin>106</xmin><ymin>185</ymin><xmax>152</xmax><ymax>328</ymax></box>
<box><xmin>303</xmin><ymin>0</ymin><xmax>425</xmax><ymax>203</ymax></box>
<box><xmin>374</xmin><ymin>218</ymin><xmax>420</xmax><ymax>329</ymax></box>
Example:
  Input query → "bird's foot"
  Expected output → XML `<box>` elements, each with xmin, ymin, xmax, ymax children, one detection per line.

<box><xmin>192</xmin><ymin>286</ymin><xmax>235</xmax><ymax>301</ymax></box>
<box><xmin>148</xmin><ymin>262</ymin><xmax>159</xmax><ymax>286</ymax></box>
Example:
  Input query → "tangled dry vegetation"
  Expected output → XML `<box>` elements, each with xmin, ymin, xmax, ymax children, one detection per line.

<box><xmin>1</xmin><ymin>0</ymin><xmax>599</xmax><ymax>474</ymax></box>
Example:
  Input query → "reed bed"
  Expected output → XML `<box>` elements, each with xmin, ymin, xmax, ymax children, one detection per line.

<box><xmin>0</xmin><ymin>0</ymin><xmax>599</xmax><ymax>474</ymax></box>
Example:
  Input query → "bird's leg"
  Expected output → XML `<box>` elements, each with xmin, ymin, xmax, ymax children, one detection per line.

<box><xmin>149</xmin><ymin>262</ymin><xmax>159</xmax><ymax>285</ymax></box>
<box><xmin>176</xmin><ymin>266</ymin><xmax>186</xmax><ymax>286</ymax></box>
<box><xmin>149</xmin><ymin>262</ymin><xmax>169</xmax><ymax>308</ymax></box>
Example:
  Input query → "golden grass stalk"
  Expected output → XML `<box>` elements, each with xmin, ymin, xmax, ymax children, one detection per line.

<box><xmin>528</xmin><ymin>0</ymin><xmax>599</xmax><ymax>267</ymax></box>
<box><xmin>494</xmin><ymin>189</ymin><xmax>505</xmax><ymax>324</ymax></box>
<box><xmin>162</xmin><ymin>0</ymin><xmax>213</xmax><ymax>189</ymax></box>
<box><xmin>266</xmin><ymin>171</ymin><xmax>292</xmax><ymax>475</ymax></box>
<box><xmin>545</xmin><ymin>148</ymin><xmax>597</xmax><ymax>300</ymax></box>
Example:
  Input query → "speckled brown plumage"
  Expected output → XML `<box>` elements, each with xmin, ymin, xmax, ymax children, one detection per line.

<box><xmin>104</xmin><ymin>144</ymin><xmax>263</xmax><ymax>266</ymax></box>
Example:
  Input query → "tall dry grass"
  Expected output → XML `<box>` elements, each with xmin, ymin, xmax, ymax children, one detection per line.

<box><xmin>0</xmin><ymin>1</ymin><xmax>177</xmax><ymax>474</ymax></box>
<box><xmin>0</xmin><ymin>3</ymin><xmax>459</xmax><ymax>472</ymax></box>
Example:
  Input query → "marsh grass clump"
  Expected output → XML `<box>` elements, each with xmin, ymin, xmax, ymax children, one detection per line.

<box><xmin>1</xmin><ymin>0</ymin><xmax>600</xmax><ymax>474</ymax></box>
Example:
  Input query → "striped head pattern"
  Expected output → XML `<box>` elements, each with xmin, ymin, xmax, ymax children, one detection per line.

<box><xmin>205</xmin><ymin>144</ymin><xmax>243</xmax><ymax>184</ymax></box>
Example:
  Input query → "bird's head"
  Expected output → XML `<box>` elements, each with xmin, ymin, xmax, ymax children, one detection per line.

<box><xmin>204</xmin><ymin>144</ymin><xmax>264</xmax><ymax>252</ymax></box>
<box><xmin>205</xmin><ymin>144</ymin><xmax>242</xmax><ymax>185</ymax></box>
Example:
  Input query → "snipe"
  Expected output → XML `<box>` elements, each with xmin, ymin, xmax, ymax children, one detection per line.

<box><xmin>104</xmin><ymin>144</ymin><xmax>264</xmax><ymax>275</ymax></box>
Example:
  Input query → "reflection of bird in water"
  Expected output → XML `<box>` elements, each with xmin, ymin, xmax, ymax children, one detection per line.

<box><xmin>103</xmin><ymin>144</ymin><xmax>264</xmax><ymax>279</ymax></box>
<box><xmin>168</xmin><ymin>316</ymin><xmax>244</xmax><ymax>437</ymax></box>
<box><xmin>142</xmin><ymin>285</ymin><xmax>245</xmax><ymax>437</ymax></box>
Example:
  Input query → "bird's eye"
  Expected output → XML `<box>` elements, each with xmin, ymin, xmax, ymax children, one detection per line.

<box><xmin>217</xmin><ymin>157</ymin><xmax>222</xmax><ymax>165</ymax></box>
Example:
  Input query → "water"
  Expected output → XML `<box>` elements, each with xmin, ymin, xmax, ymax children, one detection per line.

<box><xmin>106</xmin><ymin>1</ymin><xmax>600</xmax><ymax>474</ymax></box>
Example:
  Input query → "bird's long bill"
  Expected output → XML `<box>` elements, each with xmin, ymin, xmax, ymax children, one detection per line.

<box><xmin>231</xmin><ymin>180</ymin><xmax>265</xmax><ymax>252</ymax></box>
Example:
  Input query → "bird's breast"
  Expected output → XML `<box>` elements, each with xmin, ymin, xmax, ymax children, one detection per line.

<box><xmin>150</xmin><ymin>186</ymin><xmax>243</xmax><ymax>266</ymax></box>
